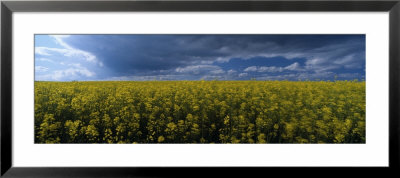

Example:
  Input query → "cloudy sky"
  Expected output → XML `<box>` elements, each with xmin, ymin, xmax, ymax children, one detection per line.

<box><xmin>34</xmin><ymin>34</ymin><xmax>365</xmax><ymax>81</ymax></box>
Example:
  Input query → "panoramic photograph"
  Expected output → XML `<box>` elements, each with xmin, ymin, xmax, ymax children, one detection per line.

<box><xmin>34</xmin><ymin>34</ymin><xmax>365</xmax><ymax>144</ymax></box>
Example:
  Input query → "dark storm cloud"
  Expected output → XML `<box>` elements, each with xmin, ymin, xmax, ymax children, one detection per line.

<box><xmin>39</xmin><ymin>34</ymin><xmax>365</xmax><ymax>80</ymax></box>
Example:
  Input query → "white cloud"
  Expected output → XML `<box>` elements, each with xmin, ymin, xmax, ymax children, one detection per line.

<box><xmin>334</xmin><ymin>54</ymin><xmax>364</xmax><ymax>69</ymax></box>
<box><xmin>284</xmin><ymin>62</ymin><xmax>303</xmax><ymax>71</ymax></box>
<box><xmin>35</xmin><ymin>66</ymin><xmax>49</xmax><ymax>72</ymax></box>
<box><xmin>338</xmin><ymin>73</ymin><xmax>364</xmax><ymax>79</ymax></box>
<box><xmin>216</xmin><ymin>57</ymin><xmax>231</xmax><ymax>63</ymax></box>
<box><xmin>255</xmin><ymin>72</ymin><xmax>336</xmax><ymax>81</ymax></box>
<box><xmin>35</xmin><ymin>46</ymin><xmax>97</xmax><ymax>63</ymax></box>
<box><xmin>305</xmin><ymin>57</ymin><xmax>325</xmax><ymax>67</ymax></box>
<box><xmin>244</xmin><ymin>66</ymin><xmax>285</xmax><ymax>73</ymax></box>
<box><xmin>209</xmin><ymin>69</ymin><xmax>224</xmax><ymax>74</ymax></box>
<box><xmin>36</xmin><ymin>58</ymin><xmax>54</xmax><ymax>63</ymax></box>
<box><xmin>104</xmin><ymin>75</ymin><xmax>186</xmax><ymax>81</ymax></box>
<box><xmin>334</xmin><ymin>54</ymin><xmax>355</xmax><ymax>65</ymax></box>
<box><xmin>35</xmin><ymin>35</ymin><xmax>101</xmax><ymax>66</ymax></box>
<box><xmin>175</xmin><ymin>65</ymin><xmax>224</xmax><ymax>75</ymax></box>
<box><xmin>243</xmin><ymin>66</ymin><xmax>258</xmax><ymax>72</ymax></box>
<box><xmin>258</xmin><ymin>66</ymin><xmax>284</xmax><ymax>73</ymax></box>
<box><xmin>227</xmin><ymin>69</ymin><xmax>237</xmax><ymax>75</ymax></box>
<box><xmin>238</xmin><ymin>73</ymin><xmax>248</xmax><ymax>77</ymax></box>
<box><xmin>215</xmin><ymin>39</ymin><xmax>364</xmax><ymax>75</ymax></box>
<box><xmin>67</xmin><ymin>63</ymin><xmax>83</xmax><ymax>68</ymax></box>
<box><xmin>244</xmin><ymin>62</ymin><xmax>307</xmax><ymax>74</ymax></box>
<box><xmin>52</xmin><ymin>68</ymin><xmax>95</xmax><ymax>80</ymax></box>
<box><xmin>35</xmin><ymin>47</ymin><xmax>51</xmax><ymax>56</ymax></box>
<box><xmin>35</xmin><ymin>64</ymin><xmax>95</xmax><ymax>81</ymax></box>
<box><xmin>200</xmin><ymin>60</ymin><xmax>214</xmax><ymax>64</ymax></box>
<box><xmin>50</xmin><ymin>35</ymin><xmax>72</xmax><ymax>49</ymax></box>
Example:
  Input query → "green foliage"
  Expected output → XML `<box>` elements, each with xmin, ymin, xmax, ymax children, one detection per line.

<box><xmin>35</xmin><ymin>81</ymin><xmax>366</xmax><ymax>143</ymax></box>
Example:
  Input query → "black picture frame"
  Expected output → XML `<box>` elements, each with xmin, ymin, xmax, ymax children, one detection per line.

<box><xmin>1</xmin><ymin>0</ymin><xmax>399</xmax><ymax>177</ymax></box>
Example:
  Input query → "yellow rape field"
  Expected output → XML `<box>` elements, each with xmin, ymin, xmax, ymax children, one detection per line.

<box><xmin>34</xmin><ymin>80</ymin><xmax>365</xmax><ymax>144</ymax></box>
